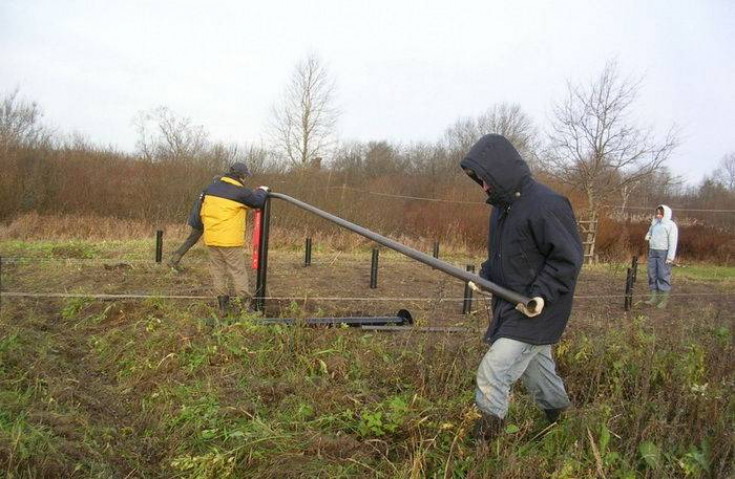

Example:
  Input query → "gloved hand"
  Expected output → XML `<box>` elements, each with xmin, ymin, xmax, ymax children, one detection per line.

<box><xmin>666</xmin><ymin>258</ymin><xmax>674</xmax><ymax>265</ymax></box>
<box><xmin>516</xmin><ymin>297</ymin><xmax>544</xmax><ymax>318</ymax></box>
<box><xmin>258</xmin><ymin>186</ymin><xmax>270</xmax><ymax>192</ymax></box>
<box><xmin>644</xmin><ymin>233</ymin><xmax>651</xmax><ymax>241</ymax></box>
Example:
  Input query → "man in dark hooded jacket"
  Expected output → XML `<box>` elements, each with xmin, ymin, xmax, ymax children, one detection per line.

<box><xmin>460</xmin><ymin>134</ymin><xmax>583</xmax><ymax>440</ymax></box>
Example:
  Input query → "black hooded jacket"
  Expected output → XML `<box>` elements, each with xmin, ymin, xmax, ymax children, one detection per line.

<box><xmin>460</xmin><ymin>135</ymin><xmax>583</xmax><ymax>345</ymax></box>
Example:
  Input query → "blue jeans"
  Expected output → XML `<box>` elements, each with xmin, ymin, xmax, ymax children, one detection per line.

<box><xmin>648</xmin><ymin>249</ymin><xmax>672</xmax><ymax>292</ymax></box>
<box><xmin>475</xmin><ymin>338</ymin><xmax>571</xmax><ymax>419</ymax></box>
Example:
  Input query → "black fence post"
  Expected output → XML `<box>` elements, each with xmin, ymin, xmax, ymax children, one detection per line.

<box><xmin>370</xmin><ymin>248</ymin><xmax>379</xmax><ymax>289</ymax></box>
<box><xmin>255</xmin><ymin>197</ymin><xmax>272</xmax><ymax>312</ymax></box>
<box><xmin>432</xmin><ymin>241</ymin><xmax>439</xmax><ymax>259</ymax></box>
<box><xmin>155</xmin><ymin>230</ymin><xmax>164</xmax><ymax>263</ymax></box>
<box><xmin>624</xmin><ymin>267</ymin><xmax>633</xmax><ymax>311</ymax></box>
<box><xmin>631</xmin><ymin>255</ymin><xmax>638</xmax><ymax>283</ymax></box>
<box><xmin>304</xmin><ymin>237</ymin><xmax>312</xmax><ymax>267</ymax></box>
<box><xmin>462</xmin><ymin>264</ymin><xmax>475</xmax><ymax>315</ymax></box>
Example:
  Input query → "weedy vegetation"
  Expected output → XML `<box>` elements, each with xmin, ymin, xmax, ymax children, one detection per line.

<box><xmin>0</xmin><ymin>239</ymin><xmax>733</xmax><ymax>478</ymax></box>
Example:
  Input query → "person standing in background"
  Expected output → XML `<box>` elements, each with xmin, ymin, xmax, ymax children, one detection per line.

<box><xmin>644</xmin><ymin>205</ymin><xmax>678</xmax><ymax>309</ymax></box>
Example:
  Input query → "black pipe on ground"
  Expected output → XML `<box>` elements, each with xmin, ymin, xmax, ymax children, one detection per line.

<box><xmin>257</xmin><ymin>309</ymin><xmax>413</xmax><ymax>328</ymax></box>
<box><xmin>267</xmin><ymin>192</ymin><xmax>534</xmax><ymax>310</ymax></box>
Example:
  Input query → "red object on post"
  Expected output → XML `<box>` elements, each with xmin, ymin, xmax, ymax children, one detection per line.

<box><xmin>252</xmin><ymin>209</ymin><xmax>262</xmax><ymax>270</ymax></box>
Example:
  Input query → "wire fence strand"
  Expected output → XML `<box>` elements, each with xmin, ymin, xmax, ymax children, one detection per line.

<box><xmin>1</xmin><ymin>291</ymin><xmax>731</xmax><ymax>302</ymax></box>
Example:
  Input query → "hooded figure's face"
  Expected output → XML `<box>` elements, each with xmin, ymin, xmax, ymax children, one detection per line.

<box><xmin>460</xmin><ymin>134</ymin><xmax>531</xmax><ymax>206</ymax></box>
<box><xmin>656</xmin><ymin>205</ymin><xmax>673</xmax><ymax>221</ymax></box>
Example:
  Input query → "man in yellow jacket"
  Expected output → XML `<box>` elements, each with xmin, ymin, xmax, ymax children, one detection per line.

<box><xmin>199</xmin><ymin>162</ymin><xmax>268</xmax><ymax>314</ymax></box>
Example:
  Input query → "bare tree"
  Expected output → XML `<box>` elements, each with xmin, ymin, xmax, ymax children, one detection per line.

<box><xmin>714</xmin><ymin>152</ymin><xmax>735</xmax><ymax>191</ymax></box>
<box><xmin>364</xmin><ymin>141</ymin><xmax>404</xmax><ymax>178</ymax></box>
<box><xmin>403</xmin><ymin>141</ymin><xmax>446</xmax><ymax>177</ymax></box>
<box><xmin>545</xmin><ymin>61</ymin><xmax>678</xmax><ymax>226</ymax></box>
<box><xmin>331</xmin><ymin>140</ymin><xmax>366</xmax><ymax>181</ymax></box>
<box><xmin>443</xmin><ymin>103</ymin><xmax>539</xmax><ymax>173</ymax></box>
<box><xmin>240</xmin><ymin>143</ymin><xmax>282</xmax><ymax>175</ymax></box>
<box><xmin>0</xmin><ymin>88</ymin><xmax>50</xmax><ymax>153</ymax></box>
<box><xmin>271</xmin><ymin>54</ymin><xmax>339</xmax><ymax>168</ymax></box>
<box><xmin>134</xmin><ymin>106</ymin><xmax>209</xmax><ymax>163</ymax></box>
<box><xmin>620</xmin><ymin>166</ymin><xmax>684</xmax><ymax>216</ymax></box>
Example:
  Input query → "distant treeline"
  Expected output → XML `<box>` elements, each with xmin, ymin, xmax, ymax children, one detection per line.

<box><xmin>1</xmin><ymin>84</ymin><xmax>734</xmax><ymax>262</ymax></box>
<box><xmin>1</xmin><ymin>141</ymin><xmax>733</xmax><ymax>263</ymax></box>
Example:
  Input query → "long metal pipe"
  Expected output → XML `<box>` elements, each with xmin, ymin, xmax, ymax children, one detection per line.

<box><xmin>268</xmin><ymin>192</ymin><xmax>534</xmax><ymax>309</ymax></box>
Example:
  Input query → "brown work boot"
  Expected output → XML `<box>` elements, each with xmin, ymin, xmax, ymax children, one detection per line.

<box><xmin>472</xmin><ymin>413</ymin><xmax>504</xmax><ymax>442</ymax></box>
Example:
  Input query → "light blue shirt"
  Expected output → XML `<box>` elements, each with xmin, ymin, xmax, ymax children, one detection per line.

<box><xmin>645</xmin><ymin>204</ymin><xmax>678</xmax><ymax>262</ymax></box>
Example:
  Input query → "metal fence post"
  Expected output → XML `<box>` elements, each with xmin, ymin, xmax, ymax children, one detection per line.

<box><xmin>254</xmin><ymin>197</ymin><xmax>272</xmax><ymax>312</ymax></box>
<box><xmin>155</xmin><ymin>230</ymin><xmax>164</xmax><ymax>263</ymax></box>
<box><xmin>631</xmin><ymin>255</ymin><xmax>638</xmax><ymax>283</ymax></box>
<box><xmin>432</xmin><ymin>241</ymin><xmax>439</xmax><ymax>259</ymax></box>
<box><xmin>305</xmin><ymin>237</ymin><xmax>312</xmax><ymax>267</ymax></box>
<box><xmin>370</xmin><ymin>248</ymin><xmax>379</xmax><ymax>289</ymax></box>
<box><xmin>624</xmin><ymin>267</ymin><xmax>633</xmax><ymax>311</ymax></box>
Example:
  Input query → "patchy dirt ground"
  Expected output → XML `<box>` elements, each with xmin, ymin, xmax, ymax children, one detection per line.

<box><xmin>2</xmin><ymin>247</ymin><xmax>733</xmax><ymax>335</ymax></box>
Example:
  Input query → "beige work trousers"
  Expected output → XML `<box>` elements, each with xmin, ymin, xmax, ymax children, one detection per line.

<box><xmin>206</xmin><ymin>246</ymin><xmax>251</xmax><ymax>298</ymax></box>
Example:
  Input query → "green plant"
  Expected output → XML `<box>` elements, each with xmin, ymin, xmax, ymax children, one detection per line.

<box><xmin>639</xmin><ymin>440</ymin><xmax>661</xmax><ymax>470</ymax></box>
<box><xmin>677</xmin><ymin>441</ymin><xmax>711</xmax><ymax>477</ymax></box>
<box><xmin>356</xmin><ymin>395</ymin><xmax>410</xmax><ymax>438</ymax></box>
<box><xmin>61</xmin><ymin>296</ymin><xmax>92</xmax><ymax>319</ymax></box>
<box><xmin>170</xmin><ymin>449</ymin><xmax>237</xmax><ymax>479</ymax></box>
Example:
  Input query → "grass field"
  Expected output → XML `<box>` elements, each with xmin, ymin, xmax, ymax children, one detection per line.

<box><xmin>0</xmin><ymin>239</ymin><xmax>733</xmax><ymax>478</ymax></box>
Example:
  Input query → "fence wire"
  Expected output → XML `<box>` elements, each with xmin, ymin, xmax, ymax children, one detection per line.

<box><xmin>1</xmin><ymin>291</ymin><xmax>730</xmax><ymax>302</ymax></box>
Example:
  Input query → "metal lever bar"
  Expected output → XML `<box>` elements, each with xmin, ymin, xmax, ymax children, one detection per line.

<box><xmin>268</xmin><ymin>192</ymin><xmax>534</xmax><ymax>309</ymax></box>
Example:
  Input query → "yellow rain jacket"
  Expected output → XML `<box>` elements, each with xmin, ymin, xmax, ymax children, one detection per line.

<box><xmin>200</xmin><ymin>175</ymin><xmax>267</xmax><ymax>247</ymax></box>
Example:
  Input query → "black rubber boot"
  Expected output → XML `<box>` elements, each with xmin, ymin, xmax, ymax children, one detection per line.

<box><xmin>217</xmin><ymin>295</ymin><xmax>230</xmax><ymax>316</ymax></box>
<box><xmin>544</xmin><ymin>408</ymin><xmax>566</xmax><ymax>423</ymax></box>
<box><xmin>472</xmin><ymin>413</ymin><xmax>504</xmax><ymax>442</ymax></box>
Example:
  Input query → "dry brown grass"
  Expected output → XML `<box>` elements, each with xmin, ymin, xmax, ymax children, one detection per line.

<box><xmin>0</xmin><ymin>212</ymin><xmax>189</xmax><ymax>241</ymax></box>
<box><xmin>4</xmin><ymin>211</ymin><xmax>734</xmax><ymax>264</ymax></box>
<box><xmin>0</xmin><ymin>212</ymin><xmax>486</xmax><ymax>259</ymax></box>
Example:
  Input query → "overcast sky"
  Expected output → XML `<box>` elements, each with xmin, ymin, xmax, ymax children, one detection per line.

<box><xmin>2</xmin><ymin>0</ymin><xmax>733</xmax><ymax>184</ymax></box>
